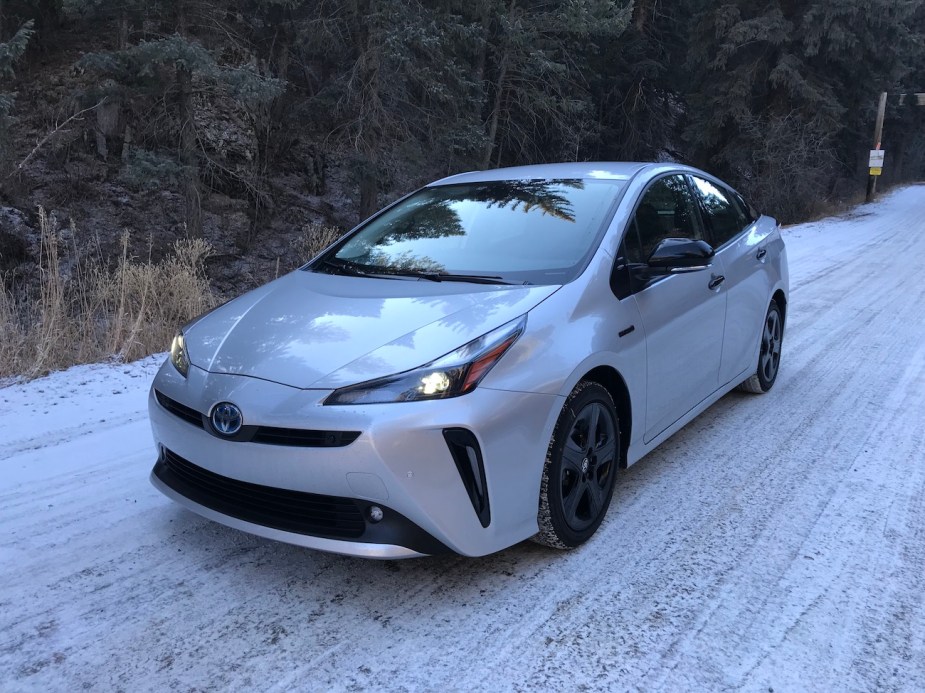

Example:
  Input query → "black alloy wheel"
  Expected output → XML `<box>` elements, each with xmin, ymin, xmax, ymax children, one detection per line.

<box><xmin>533</xmin><ymin>381</ymin><xmax>620</xmax><ymax>549</ymax></box>
<box><xmin>739</xmin><ymin>300</ymin><xmax>784</xmax><ymax>394</ymax></box>
<box><xmin>760</xmin><ymin>304</ymin><xmax>783</xmax><ymax>385</ymax></box>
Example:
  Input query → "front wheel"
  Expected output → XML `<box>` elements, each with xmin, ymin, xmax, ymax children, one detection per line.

<box><xmin>738</xmin><ymin>300</ymin><xmax>783</xmax><ymax>394</ymax></box>
<box><xmin>532</xmin><ymin>381</ymin><xmax>620</xmax><ymax>549</ymax></box>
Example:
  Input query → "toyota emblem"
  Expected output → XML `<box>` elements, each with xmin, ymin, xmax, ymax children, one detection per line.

<box><xmin>211</xmin><ymin>402</ymin><xmax>243</xmax><ymax>436</ymax></box>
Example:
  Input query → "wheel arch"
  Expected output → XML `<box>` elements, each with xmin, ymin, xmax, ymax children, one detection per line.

<box><xmin>580</xmin><ymin>365</ymin><xmax>632</xmax><ymax>469</ymax></box>
<box><xmin>772</xmin><ymin>289</ymin><xmax>787</xmax><ymax>332</ymax></box>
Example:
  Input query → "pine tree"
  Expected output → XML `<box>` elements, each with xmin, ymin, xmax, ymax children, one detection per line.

<box><xmin>476</xmin><ymin>0</ymin><xmax>632</xmax><ymax>167</ymax></box>
<box><xmin>586</xmin><ymin>0</ymin><xmax>690</xmax><ymax>161</ymax></box>
<box><xmin>681</xmin><ymin>0</ymin><xmax>923</xmax><ymax>221</ymax></box>
<box><xmin>297</xmin><ymin>0</ymin><xmax>485</xmax><ymax>220</ymax></box>
<box><xmin>76</xmin><ymin>1</ymin><xmax>283</xmax><ymax>235</ymax></box>
<box><xmin>0</xmin><ymin>16</ymin><xmax>33</xmax><ymax>155</ymax></box>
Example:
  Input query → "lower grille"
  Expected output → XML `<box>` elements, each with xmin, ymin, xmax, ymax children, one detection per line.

<box><xmin>156</xmin><ymin>449</ymin><xmax>365</xmax><ymax>538</ymax></box>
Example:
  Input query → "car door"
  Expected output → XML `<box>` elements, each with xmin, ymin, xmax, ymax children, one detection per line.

<box><xmin>622</xmin><ymin>174</ymin><xmax>727</xmax><ymax>443</ymax></box>
<box><xmin>688</xmin><ymin>175</ymin><xmax>773</xmax><ymax>385</ymax></box>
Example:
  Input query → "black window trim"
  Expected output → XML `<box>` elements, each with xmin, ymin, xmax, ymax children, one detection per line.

<box><xmin>686</xmin><ymin>174</ymin><xmax>755</xmax><ymax>252</ymax></box>
<box><xmin>621</xmin><ymin>171</ymin><xmax>708</xmax><ymax>254</ymax></box>
<box><xmin>610</xmin><ymin>170</ymin><xmax>707</xmax><ymax>299</ymax></box>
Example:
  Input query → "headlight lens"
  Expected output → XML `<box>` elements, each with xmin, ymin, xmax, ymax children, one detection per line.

<box><xmin>324</xmin><ymin>315</ymin><xmax>526</xmax><ymax>405</ymax></box>
<box><xmin>169</xmin><ymin>331</ymin><xmax>190</xmax><ymax>377</ymax></box>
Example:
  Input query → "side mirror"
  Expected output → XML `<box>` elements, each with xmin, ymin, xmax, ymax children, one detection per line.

<box><xmin>646</xmin><ymin>238</ymin><xmax>714</xmax><ymax>274</ymax></box>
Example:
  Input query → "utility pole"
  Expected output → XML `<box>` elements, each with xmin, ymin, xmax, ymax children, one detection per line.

<box><xmin>865</xmin><ymin>91</ymin><xmax>887</xmax><ymax>203</ymax></box>
<box><xmin>865</xmin><ymin>92</ymin><xmax>925</xmax><ymax>202</ymax></box>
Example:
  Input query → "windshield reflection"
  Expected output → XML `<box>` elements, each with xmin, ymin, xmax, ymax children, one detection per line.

<box><xmin>314</xmin><ymin>178</ymin><xmax>622</xmax><ymax>285</ymax></box>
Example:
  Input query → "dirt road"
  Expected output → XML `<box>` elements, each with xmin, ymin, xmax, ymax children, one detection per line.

<box><xmin>2</xmin><ymin>187</ymin><xmax>924</xmax><ymax>691</ymax></box>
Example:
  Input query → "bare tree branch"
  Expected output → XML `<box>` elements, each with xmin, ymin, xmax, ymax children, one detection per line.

<box><xmin>8</xmin><ymin>98</ymin><xmax>109</xmax><ymax>178</ymax></box>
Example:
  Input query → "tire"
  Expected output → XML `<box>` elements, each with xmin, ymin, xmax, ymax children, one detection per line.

<box><xmin>738</xmin><ymin>300</ymin><xmax>784</xmax><ymax>394</ymax></box>
<box><xmin>532</xmin><ymin>381</ymin><xmax>620</xmax><ymax>549</ymax></box>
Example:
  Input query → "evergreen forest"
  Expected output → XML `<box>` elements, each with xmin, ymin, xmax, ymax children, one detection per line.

<box><xmin>1</xmin><ymin>0</ymin><xmax>923</xmax><ymax>280</ymax></box>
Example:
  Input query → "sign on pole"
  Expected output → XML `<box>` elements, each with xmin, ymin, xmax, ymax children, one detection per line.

<box><xmin>869</xmin><ymin>149</ymin><xmax>885</xmax><ymax>176</ymax></box>
<box><xmin>898</xmin><ymin>93</ymin><xmax>925</xmax><ymax>106</ymax></box>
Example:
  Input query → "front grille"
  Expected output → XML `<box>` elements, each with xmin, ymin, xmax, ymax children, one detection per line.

<box><xmin>155</xmin><ymin>390</ymin><xmax>204</xmax><ymax>428</ymax></box>
<box><xmin>251</xmin><ymin>427</ymin><xmax>360</xmax><ymax>447</ymax></box>
<box><xmin>154</xmin><ymin>390</ymin><xmax>360</xmax><ymax>448</ymax></box>
<box><xmin>157</xmin><ymin>449</ymin><xmax>365</xmax><ymax>538</ymax></box>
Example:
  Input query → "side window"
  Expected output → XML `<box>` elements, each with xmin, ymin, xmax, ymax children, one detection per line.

<box><xmin>624</xmin><ymin>175</ymin><xmax>704</xmax><ymax>263</ymax></box>
<box><xmin>691</xmin><ymin>176</ymin><xmax>748</xmax><ymax>247</ymax></box>
<box><xmin>733</xmin><ymin>191</ymin><xmax>759</xmax><ymax>223</ymax></box>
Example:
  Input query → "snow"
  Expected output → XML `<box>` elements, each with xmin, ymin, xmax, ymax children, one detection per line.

<box><xmin>2</xmin><ymin>186</ymin><xmax>925</xmax><ymax>691</ymax></box>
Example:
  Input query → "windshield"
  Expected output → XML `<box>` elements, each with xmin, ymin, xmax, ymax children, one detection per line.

<box><xmin>311</xmin><ymin>179</ymin><xmax>624</xmax><ymax>285</ymax></box>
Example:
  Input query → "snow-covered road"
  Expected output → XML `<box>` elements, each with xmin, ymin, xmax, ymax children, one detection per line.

<box><xmin>2</xmin><ymin>187</ymin><xmax>924</xmax><ymax>691</ymax></box>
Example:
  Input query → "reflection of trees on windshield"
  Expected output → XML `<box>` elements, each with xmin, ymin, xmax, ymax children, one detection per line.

<box><xmin>374</xmin><ymin>178</ymin><xmax>583</xmax><ymax>248</ymax></box>
<box><xmin>462</xmin><ymin>179</ymin><xmax>582</xmax><ymax>223</ymax></box>
<box><xmin>377</xmin><ymin>201</ymin><xmax>466</xmax><ymax>244</ymax></box>
<box><xmin>337</xmin><ymin>178</ymin><xmax>589</xmax><ymax>275</ymax></box>
<box><xmin>367</xmin><ymin>249</ymin><xmax>445</xmax><ymax>273</ymax></box>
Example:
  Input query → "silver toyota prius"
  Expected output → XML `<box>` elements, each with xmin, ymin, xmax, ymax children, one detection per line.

<box><xmin>149</xmin><ymin>162</ymin><xmax>788</xmax><ymax>558</ymax></box>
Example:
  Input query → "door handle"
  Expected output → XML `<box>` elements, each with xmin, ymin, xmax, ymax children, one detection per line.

<box><xmin>708</xmin><ymin>274</ymin><xmax>725</xmax><ymax>290</ymax></box>
<box><xmin>756</xmin><ymin>248</ymin><xmax>767</xmax><ymax>261</ymax></box>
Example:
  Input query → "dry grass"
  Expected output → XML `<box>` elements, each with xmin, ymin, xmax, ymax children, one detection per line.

<box><xmin>0</xmin><ymin>209</ymin><xmax>216</xmax><ymax>380</ymax></box>
<box><xmin>275</xmin><ymin>222</ymin><xmax>344</xmax><ymax>276</ymax></box>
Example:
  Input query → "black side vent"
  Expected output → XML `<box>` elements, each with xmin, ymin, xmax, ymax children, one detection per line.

<box><xmin>155</xmin><ymin>390</ymin><xmax>204</xmax><ymax>428</ymax></box>
<box><xmin>443</xmin><ymin>428</ymin><xmax>490</xmax><ymax>528</ymax></box>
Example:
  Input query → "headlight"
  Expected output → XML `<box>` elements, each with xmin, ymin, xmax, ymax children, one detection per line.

<box><xmin>169</xmin><ymin>331</ymin><xmax>190</xmax><ymax>377</ymax></box>
<box><xmin>324</xmin><ymin>315</ymin><xmax>526</xmax><ymax>405</ymax></box>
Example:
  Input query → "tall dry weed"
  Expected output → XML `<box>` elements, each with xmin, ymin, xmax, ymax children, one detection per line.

<box><xmin>0</xmin><ymin>209</ymin><xmax>216</xmax><ymax>380</ymax></box>
<box><xmin>276</xmin><ymin>223</ymin><xmax>344</xmax><ymax>276</ymax></box>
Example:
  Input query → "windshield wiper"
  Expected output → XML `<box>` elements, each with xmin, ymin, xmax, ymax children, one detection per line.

<box><xmin>393</xmin><ymin>271</ymin><xmax>529</xmax><ymax>286</ymax></box>
<box><xmin>315</xmin><ymin>257</ymin><xmax>403</xmax><ymax>280</ymax></box>
<box><xmin>316</xmin><ymin>257</ymin><xmax>368</xmax><ymax>276</ymax></box>
<box><xmin>316</xmin><ymin>260</ymin><xmax>529</xmax><ymax>285</ymax></box>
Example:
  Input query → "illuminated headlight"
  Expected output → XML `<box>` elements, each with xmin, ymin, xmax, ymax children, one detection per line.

<box><xmin>169</xmin><ymin>331</ymin><xmax>190</xmax><ymax>377</ymax></box>
<box><xmin>324</xmin><ymin>315</ymin><xmax>526</xmax><ymax>405</ymax></box>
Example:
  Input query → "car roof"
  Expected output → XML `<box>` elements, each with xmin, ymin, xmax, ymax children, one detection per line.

<box><xmin>429</xmin><ymin>162</ymin><xmax>656</xmax><ymax>186</ymax></box>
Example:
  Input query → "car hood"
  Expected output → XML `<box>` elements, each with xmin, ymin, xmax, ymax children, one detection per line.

<box><xmin>184</xmin><ymin>270</ymin><xmax>559</xmax><ymax>389</ymax></box>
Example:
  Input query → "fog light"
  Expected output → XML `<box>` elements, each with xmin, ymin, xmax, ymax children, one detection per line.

<box><xmin>367</xmin><ymin>506</ymin><xmax>384</xmax><ymax>523</ymax></box>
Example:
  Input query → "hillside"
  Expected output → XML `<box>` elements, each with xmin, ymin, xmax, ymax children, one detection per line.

<box><xmin>0</xmin><ymin>1</ymin><xmax>923</xmax><ymax>375</ymax></box>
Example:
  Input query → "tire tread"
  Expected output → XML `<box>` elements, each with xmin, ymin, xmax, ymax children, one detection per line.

<box><xmin>531</xmin><ymin>380</ymin><xmax>617</xmax><ymax>550</ymax></box>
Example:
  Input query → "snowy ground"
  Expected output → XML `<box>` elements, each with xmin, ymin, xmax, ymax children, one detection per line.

<box><xmin>2</xmin><ymin>186</ymin><xmax>924</xmax><ymax>692</ymax></box>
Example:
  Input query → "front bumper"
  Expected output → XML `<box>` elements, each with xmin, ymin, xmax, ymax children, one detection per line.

<box><xmin>148</xmin><ymin>361</ymin><xmax>562</xmax><ymax>557</ymax></box>
<box><xmin>151</xmin><ymin>449</ymin><xmax>441</xmax><ymax>558</ymax></box>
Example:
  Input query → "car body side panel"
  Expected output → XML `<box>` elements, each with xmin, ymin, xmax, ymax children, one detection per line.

<box><xmin>625</xmin><ymin>225</ymin><xmax>788</xmax><ymax>468</ymax></box>
<box><xmin>481</xmin><ymin>245</ymin><xmax>648</xmax><ymax>426</ymax></box>
<box><xmin>717</xmin><ymin>215</ymin><xmax>781</xmax><ymax>385</ymax></box>
<box><xmin>624</xmin><ymin>367</ymin><xmax>738</xmax><ymax>467</ymax></box>
<box><xmin>633</xmin><ymin>266</ymin><xmax>726</xmax><ymax>442</ymax></box>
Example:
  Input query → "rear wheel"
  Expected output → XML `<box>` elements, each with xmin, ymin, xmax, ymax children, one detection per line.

<box><xmin>532</xmin><ymin>381</ymin><xmax>620</xmax><ymax>549</ymax></box>
<box><xmin>739</xmin><ymin>300</ymin><xmax>783</xmax><ymax>394</ymax></box>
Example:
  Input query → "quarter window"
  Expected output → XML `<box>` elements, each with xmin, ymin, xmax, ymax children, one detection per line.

<box><xmin>690</xmin><ymin>176</ymin><xmax>748</xmax><ymax>247</ymax></box>
<box><xmin>624</xmin><ymin>175</ymin><xmax>704</xmax><ymax>263</ymax></box>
